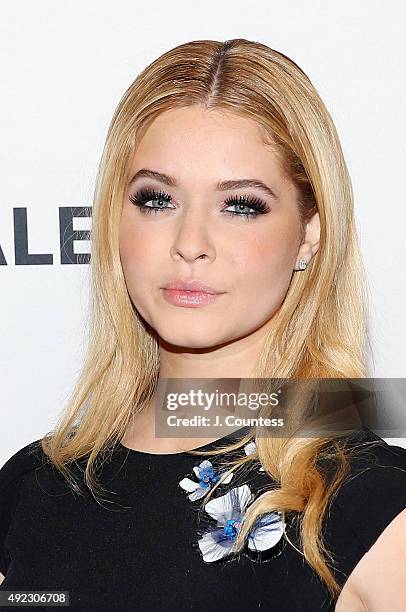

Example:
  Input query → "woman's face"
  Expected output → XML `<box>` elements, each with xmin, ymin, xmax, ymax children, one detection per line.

<box><xmin>119</xmin><ymin>105</ymin><xmax>319</xmax><ymax>350</ymax></box>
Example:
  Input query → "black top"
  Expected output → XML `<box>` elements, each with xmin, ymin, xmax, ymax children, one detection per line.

<box><xmin>1</xmin><ymin>426</ymin><xmax>406</xmax><ymax>611</ymax></box>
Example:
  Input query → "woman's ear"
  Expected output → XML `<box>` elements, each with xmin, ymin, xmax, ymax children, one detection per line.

<box><xmin>294</xmin><ymin>212</ymin><xmax>320</xmax><ymax>270</ymax></box>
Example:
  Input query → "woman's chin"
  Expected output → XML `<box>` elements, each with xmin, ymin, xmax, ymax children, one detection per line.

<box><xmin>158</xmin><ymin>330</ymin><xmax>233</xmax><ymax>352</ymax></box>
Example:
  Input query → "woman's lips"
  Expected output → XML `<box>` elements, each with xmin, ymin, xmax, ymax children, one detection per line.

<box><xmin>161</xmin><ymin>288</ymin><xmax>225</xmax><ymax>308</ymax></box>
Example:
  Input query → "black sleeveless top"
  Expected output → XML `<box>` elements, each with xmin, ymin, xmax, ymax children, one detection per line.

<box><xmin>1</xmin><ymin>426</ymin><xmax>406</xmax><ymax>611</ymax></box>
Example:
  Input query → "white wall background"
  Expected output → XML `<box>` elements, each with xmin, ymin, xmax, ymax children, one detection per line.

<box><xmin>1</xmin><ymin>0</ymin><xmax>405</xmax><ymax>465</ymax></box>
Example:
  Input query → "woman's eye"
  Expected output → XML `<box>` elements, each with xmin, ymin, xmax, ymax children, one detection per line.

<box><xmin>224</xmin><ymin>203</ymin><xmax>260</xmax><ymax>217</ymax></box>
<box><xmin>223</xmin><ymin>195</ymin><xmax>269</xmax><ymax>220</ymax></box>
<box><xmin>129</xmin><ymin>189</ymin><xmax>174</xmax><ymax>214</ymax></box>
<box><xmin>128</xmin><ymin>190</ymin><xmax>270</xmax><ymax>220</ymax></box>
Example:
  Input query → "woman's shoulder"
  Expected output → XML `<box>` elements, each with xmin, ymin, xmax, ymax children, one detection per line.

<box><xmin>324</xmin><ymin>427</ymin><xmax>406</xmax><ymax>586</ymax></box>
<box><xmin>332</xmin><ymin>427</ymin><xmax>406</xmax><ymax>521</ymax></box>
<box><xmin>0</xmin><ymin>439</ymin><xmax>47</xmax><ymax>575</ymax></box>
<box><xmin>0</xmin><ymin>439</ymin><xmax>46</xmax><ymax>492</ymax></box>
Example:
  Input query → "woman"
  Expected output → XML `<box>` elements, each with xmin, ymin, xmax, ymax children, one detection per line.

<box><xmin>1</xmin><ymin>38</ymin><xmax>406</xmax><ymax>611</ymax></box>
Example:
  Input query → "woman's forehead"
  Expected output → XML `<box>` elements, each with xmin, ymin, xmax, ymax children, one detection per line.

<box><xmin>128</xmin><ymin>108</ymin><xmax>284</xmax><ymax>191</ymax></box>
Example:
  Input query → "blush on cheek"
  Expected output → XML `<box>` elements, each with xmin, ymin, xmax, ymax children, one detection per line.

<box><xmin>119</xmin><ymin>224</ymin><xmax>158</xmax><ymax>274</ymax></box>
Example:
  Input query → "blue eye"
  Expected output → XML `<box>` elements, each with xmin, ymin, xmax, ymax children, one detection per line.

<box><xmin>128</xmin><ymin>188</ymin><xmax>173</xmax><ymax>214</ymax></box>
<box><xmin>223</xmin><ymin>195</ymin><xmax>269</xmax><ymax>220</ymax></box>
<box><xmin>128</xmin><ymin>189</ymin><xmax>270</xmax><ymax>220</ymax></box>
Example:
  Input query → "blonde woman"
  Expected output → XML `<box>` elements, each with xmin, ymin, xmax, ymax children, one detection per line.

<box><xmin>1</xmin><ymin>39</ymin><xmax>406</xmax><ymax>611</ymax></box>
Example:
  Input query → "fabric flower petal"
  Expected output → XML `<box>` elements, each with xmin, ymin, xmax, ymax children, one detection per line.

<box><xmin>244</xmin><ymin>440</ymin><xmax>266</xmax><ymax>472</ymax></box>
<box><xmin>188</xmin><ymin>487</ymin><xmax>209</xmax><ymax>502</ymax></box>
<box><xmin>179</xmin><ymin>477</ymin><xmax>201</xmax><ymax>493</ymax></box>
<box><xmin>244</xmin><ymin>441</ymin><xmax>257</xmax><ymax>455</ymax></box>
<box><xmin>204</xmin><ymin>484</ymin><xmax>253</xmax><ymax>524</ymax></box>
<box><xmin>218</xmin><ymin>471</ymin><xmax>233</xmax><ymax>485</ymax></box>
<box><xmin>198</xmin><ymin>529</ymin><xmax>236</xmax><ymax>562</ymax></box>
<box><xmin>194</xmin><ymin>459</ymin><xmax>213</xmax><ymax>478</ymax></box>
<box><xmin>247</xmin><ymin>512</ymin><xmax>285</xmax><ymax>551</ymax></box>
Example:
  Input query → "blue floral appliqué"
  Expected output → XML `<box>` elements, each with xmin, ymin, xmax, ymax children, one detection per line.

<box><xmin>197</xmin><ymin>484</ymin><xmax>285</xmax><ymax>562</ymax></box>
<box><xmin>179</xmin><ymin>460</ymin><xmax>234</xmax><ymax>502</ymax></box>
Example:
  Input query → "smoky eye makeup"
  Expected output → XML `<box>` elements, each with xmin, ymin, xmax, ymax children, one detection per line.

<box><xmin>128</xmin><ymin>187</ymin><xmax>271</xmax><ymax>221</ymax></box>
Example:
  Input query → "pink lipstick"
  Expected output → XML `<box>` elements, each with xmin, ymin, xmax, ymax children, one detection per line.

<box><xmin>161</xmin><ymin>278</ymin><xmax>226</xmax><ymax>308</ymax></box>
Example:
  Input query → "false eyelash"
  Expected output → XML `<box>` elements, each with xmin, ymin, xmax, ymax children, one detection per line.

<box><xmin>128</xmin><ymin>188</ymin><xmax>172</xmax><ymax>212</ymax></box>
<box><xmin>223</xmin><ymin>194</ymin><xmax>269</xmax><ymax>218</ymax></box>
<box><xmin>128</xmin><ymin>188</ymin><xmax>270</xmax><ymax>219</ymax></box>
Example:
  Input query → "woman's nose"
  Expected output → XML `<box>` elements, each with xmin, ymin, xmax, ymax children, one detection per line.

<box><xmin>169</xmin><ymin>206</ymin><xmax>216</xmax><ymax>263</ymax></box>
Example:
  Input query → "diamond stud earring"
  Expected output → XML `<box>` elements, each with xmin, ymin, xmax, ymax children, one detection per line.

<box><xmin>298</xmin><ymin>258</ymin><xmax>307</xmax><ymax>270</ymax></box>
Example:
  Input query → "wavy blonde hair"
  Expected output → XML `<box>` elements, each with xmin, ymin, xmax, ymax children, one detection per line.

<box><xmin>40</xmin><ymin>38</ymin><xmax>378</xmax><ymax>601</ymax></box>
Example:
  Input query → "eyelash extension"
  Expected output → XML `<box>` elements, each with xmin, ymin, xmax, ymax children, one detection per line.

<box><xmin>129</xmin><ymin>188</ymin><xmax>173</xmax><ymax>214</ymax></box>
<box><xmin>128</xmin><ymin>188</ymin><xmax>270</xmax><ymax>220</ymax></box>
<box><xmin>223</xmin><ymin>194</ymin><xmax>269</xmax><ymax>219</ymax></box>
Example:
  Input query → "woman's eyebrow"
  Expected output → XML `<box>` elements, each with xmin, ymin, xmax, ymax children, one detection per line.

<box><xmin>128</xmin><ymin>168</ymin><xmax>279</xmax><ymax>200</ymax></box>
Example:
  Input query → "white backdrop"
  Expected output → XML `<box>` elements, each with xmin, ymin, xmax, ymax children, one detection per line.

<box><xmin>1</xmin><ymin>0</ymin><xmax>405</xmax><ymax>465</ymax></box>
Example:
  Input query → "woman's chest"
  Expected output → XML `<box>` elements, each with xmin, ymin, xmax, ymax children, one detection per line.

<box><xmin>2</xmin><ymin>471</ymin><xmax>335</xmax><ymax>611</ymax></box>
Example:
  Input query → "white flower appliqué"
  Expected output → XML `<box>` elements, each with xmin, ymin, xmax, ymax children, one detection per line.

<box><xmin>197</xmin><ymin>484</ymin><xmax>284</xmax><ymax>562</ymax></box>
<box><xmin>179</xmin><ymin>460</ymin><xmax>234</xmax><ymax>502</ymax></box>
<box><xmin>244</xmin><ymin>441</ymin><xmax>266</xmax><ymax>472</ymax></box>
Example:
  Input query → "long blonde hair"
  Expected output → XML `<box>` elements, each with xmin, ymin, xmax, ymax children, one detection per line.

<box><xmin>40</xmin><ymin>38</ymin><xmax>376</xmax><ymax>600</ymax></box>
